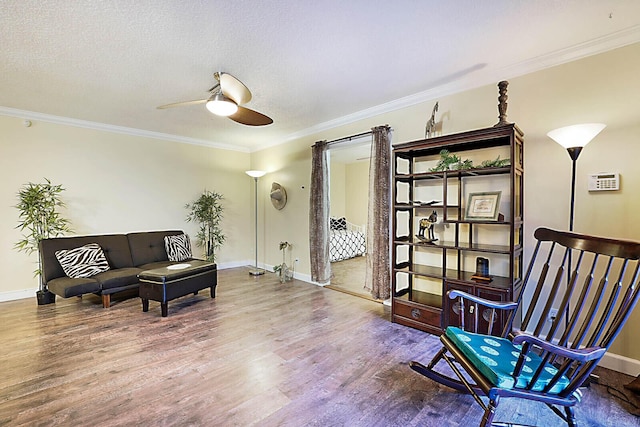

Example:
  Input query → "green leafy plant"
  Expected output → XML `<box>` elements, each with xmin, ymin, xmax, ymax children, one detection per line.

<box><xmin>185</xmin><ymin>190</ymin><xmax>225</xmax><ymax>262</ymax></box>
<box><xmin>430</xmin><ymin>149</ymin><xmax>461</xmax><ymax>171</ymax></box>
<box><xmin>15</xmin><ymin>178</ymin><xmax>73</xmax><ymax>290</ymax></box>
<box><xmin>479</xmin><ymin>155</ymin><xmax>511</xmax><ymax>168</ymax></box>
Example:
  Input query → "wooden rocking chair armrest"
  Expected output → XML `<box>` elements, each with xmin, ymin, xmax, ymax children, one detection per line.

<box><xmin>447</xmin><ymin>290</ymin><xmax>518</xmax><ymax>311</ymax></box>
<box><xmin>512</xmin><ymin>331</ymin><xmax>607</xmax><ymax>362</ymax></box>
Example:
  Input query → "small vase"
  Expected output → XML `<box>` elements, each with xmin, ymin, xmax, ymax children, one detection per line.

<box><xmin>279</xmin><ymin>263</ymin><xmax>288</xmax><ymax>283</ymax></box>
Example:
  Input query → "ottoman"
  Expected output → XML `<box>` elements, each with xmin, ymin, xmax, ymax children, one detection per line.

<box><xmin>138</xmin><ymin>260</ymin><xmax>217</xmax><ymax>317</ymax></box>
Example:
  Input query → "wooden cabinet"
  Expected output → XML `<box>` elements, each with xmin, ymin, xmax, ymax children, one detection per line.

<box><xmin>391</xmin><ymin>124</ymin><xmax>524</xmax><ymax>336</ymax></box>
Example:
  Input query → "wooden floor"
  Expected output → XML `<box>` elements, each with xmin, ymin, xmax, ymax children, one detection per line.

<box><xmin>326</xmin><ymin>255</ymin><xmax>375</xmax><ymax>302</ymax></box>
<box><xmin>1</xmin><ymin>267</ymin><xmax>639</xmax><ymax>426</ymax></box>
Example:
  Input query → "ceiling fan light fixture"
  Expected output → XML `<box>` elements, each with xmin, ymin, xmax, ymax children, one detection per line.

<box><xmin>206</xmin><ymin>93</ymin><xmax>238</xmax><ymax>116</ymax></box>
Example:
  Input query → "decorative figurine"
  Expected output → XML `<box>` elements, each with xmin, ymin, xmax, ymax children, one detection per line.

<box><xmin>425</xmin><ymin>101</ymin><xmax>439</xmax><ymax>138</ymax></box>
<box><xmin>494</xmin><ymin>80</ymin><xmax>510</xmax><ymax>127</ymax></box>
<box><xmin>416</xmin><ymin>211</ymin><xmax>438</xmax><ymax>242</ymax></box>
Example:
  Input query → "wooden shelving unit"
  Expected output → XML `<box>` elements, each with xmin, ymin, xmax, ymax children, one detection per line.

<box><xmin>391</xmin><ymin>124</ymin><xmax>524</xmax><ymax>335</ymax></box>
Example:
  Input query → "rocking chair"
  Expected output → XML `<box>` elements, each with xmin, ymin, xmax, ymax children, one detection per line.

<box><xmin>410</xmin><ymin>227</ymin><xmax>640</xmax><ymax>426</ymax></box>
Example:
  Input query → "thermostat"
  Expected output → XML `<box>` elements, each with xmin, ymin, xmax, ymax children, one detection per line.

<box><xmin>588</xmin><ymin>173</ymin><xmax>619</xmax><ymax>191</ymax></box>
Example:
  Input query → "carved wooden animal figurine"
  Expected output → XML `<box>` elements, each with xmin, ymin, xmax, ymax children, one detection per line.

<box><xmin>417</xmin><ymin>211</ymin><xmax>438</xmax><ymax>241</ymax></box>
<box><xmin>425</xmin><ymin>101</ymin><xmax>439</xmax><ymax>138</ymax></box>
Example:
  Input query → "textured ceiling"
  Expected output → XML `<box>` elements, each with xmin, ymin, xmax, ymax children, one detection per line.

<box><xmin>1</xmin><ymin>1</ymin><xmax>639</xmax><ymax>152</ymax></box>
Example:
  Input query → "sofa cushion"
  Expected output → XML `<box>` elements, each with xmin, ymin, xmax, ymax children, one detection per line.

<box><xmin>127</xmin><ymin>230</ymin><xmax>184</xmax><ymax>267</ymax></box>
<box><xmin>93</xmin><ymin>267</ymin><xmax>143</xmax><ymax>290</ymax></box>
<box><xmin>40</xmin><ymin>234</ymin><xmax>134</xmax><ymax>284</ymax></box>
<box><xmin>164</xmin><ymin>234</ymin><xmax>192</xmax><ymax>262</ymax></box>
<box><xmin>55</xmin><ymin>243</ymin><xmax>111</xmax><ymax>278</ymax></box>
<box><xmin>47</xmin><ymin>276</ymin><xmax>101</xmax><ymax>298</ymax></box>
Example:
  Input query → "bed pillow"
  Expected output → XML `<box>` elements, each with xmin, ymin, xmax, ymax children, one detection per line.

<box><xmin>164</xmin><ymin>233</ymin><xmax>192</xmax><ymax>262</ymax></box>
<box><xmin>330</xmin><ymin>217</ymin><xmax>347</xmax><ymax>231</ymax></box>
<box><xmin>55</xmin><ymin>243</ymin><xmax>111</xmax><ymax>279</ymax></box>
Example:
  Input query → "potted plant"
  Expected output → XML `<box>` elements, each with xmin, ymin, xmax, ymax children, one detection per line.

<box><xmin>430</xmin><ymin>149</ymin><xmax>461</xmax><ymax>171</ymax></box>
<box><xmin>14</xmin><ymin>178</ymin><xmax>73</xmax><ymax>305</ymax></box>
<box><xmin>273</xmin><ymin>241</ymin><xmax>292</xmax><ymax>283</ymax></box>
<box><xmin>185</xmin><ymin>190</ymin><xmax>225</xmax><ymax>262</ymax></box>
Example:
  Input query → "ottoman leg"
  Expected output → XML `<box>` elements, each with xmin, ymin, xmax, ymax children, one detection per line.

<box><xmin>210</xmin><ymin>285</ymin><xmax>217</xmax><ymax>298</ymax></box>
<box><xmin>142</xmin><ymin>298</ymin><xmax>149</xmax><ymax>312</ymax></box>
<box><xmin>161</xmin><ymin>302</ymin><xmax>168</xmax><ymax>317</ymax></box>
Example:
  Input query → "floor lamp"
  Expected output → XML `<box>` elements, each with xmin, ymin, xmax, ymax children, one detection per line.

<box><xmin>246</xmin><ymin>170</ymin><xmax>266</xmax><ymax>276</ymax></box>
<box><xmin>547</xmin><ymin>123</ymin><xmax>606</xmax><ymax>326</ymax></box>
<box><xmin>547</xmin><ymin>123</ymin><xmax>606</xmax><ymax>232</ymax></box>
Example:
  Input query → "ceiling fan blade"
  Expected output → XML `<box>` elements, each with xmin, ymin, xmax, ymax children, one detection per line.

<box><xmin>220</xmin><ymin>73</ymin><xmax>252</xmax><ymax>105</ymax></box>
<box><xmin>228</xmin><ymin>106</ymin><xmax>273</xmax><ymax>126</ymax></box>
<box><xmin>157</xmin><ymin>99</ymin><xmax>207</xmax><ymax>109</ymax></box>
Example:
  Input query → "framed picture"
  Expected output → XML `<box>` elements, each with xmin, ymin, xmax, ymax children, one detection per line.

<box><xmin>464</xmin><ymin>191</ymin><xmax>502</xmax><ymax>221</ymax></box>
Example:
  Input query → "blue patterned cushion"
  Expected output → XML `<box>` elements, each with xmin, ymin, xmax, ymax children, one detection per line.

<box><xmin>445</xmin><ymin>327</ymin><xmax>570</xmax><ymax>394</ymax></box>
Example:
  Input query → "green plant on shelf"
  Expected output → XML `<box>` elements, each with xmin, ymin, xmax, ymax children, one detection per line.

<box><xmin>479</xmin><ymin>155</ymin><xmax>511</xmax><ymax>168</ymax></box>
<box><xmin>430</xmin><ymin>149</ymin><xmax>461</xmax><ymax>171</ymax></box>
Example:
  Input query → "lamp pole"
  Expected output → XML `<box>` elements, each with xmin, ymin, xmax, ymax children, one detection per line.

<box><xmin>566</xmin><ymin>146</ymin><xmax>583</xmax><ymax>232</ymax></box>
<box><xmin>547</xmin><ymin>124</ymin><xmax>605</xmax><ymax>326</ymax></box>
<box><xmin>246</xmin><ymin>170</ymin><xmax>266</xmax><ymax>275</ymax></box>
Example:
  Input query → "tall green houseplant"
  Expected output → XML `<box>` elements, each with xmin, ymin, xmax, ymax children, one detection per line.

<box><xmin>15</xmin><ymin>178</ymin><xmax>72</xmax><ymax>303</ymax></box>
<box><xmin>185</xmin><ymin>190</ymin><xmax>225</xmax><ymax>262</ymax></box>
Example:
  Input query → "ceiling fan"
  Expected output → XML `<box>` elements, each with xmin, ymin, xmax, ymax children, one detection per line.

<box><xmin>157</xmin><ymin>72</ymin><xmax>273</xmax><ymax>126</ymax></box>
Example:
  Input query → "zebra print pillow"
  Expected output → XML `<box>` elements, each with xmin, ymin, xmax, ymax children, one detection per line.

<box><xmin>55</xmin><ymin>243</ymin><xmax>111</xmax><ymax>279</ymax></box>
<box><xmin>164</xmin><ymin>234</ymin><xmax>192</xmax><ymax>262</ymax></box>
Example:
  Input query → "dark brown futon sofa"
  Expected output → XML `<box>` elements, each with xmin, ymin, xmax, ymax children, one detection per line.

<box><xmin>39</xmin><ymin>230</ymin><xmax>216</xmax><ymax>308</ymax></box>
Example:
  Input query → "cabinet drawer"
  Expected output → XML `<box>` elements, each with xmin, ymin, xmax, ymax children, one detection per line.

<box><xmin>394</xmin><ymin>300</ymin><xmax>441</xmax><ymax>327</ymax></box>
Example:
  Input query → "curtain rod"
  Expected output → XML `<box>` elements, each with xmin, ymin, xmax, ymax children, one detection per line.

<box><xmin>325</xmin><ymin>130</ymin><xmax>373</xmax><ymax>146</ymax></box>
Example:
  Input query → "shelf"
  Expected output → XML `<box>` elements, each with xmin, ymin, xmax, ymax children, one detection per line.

<box><xmin>394</xmin><ymin>289</ymin><xmax>442</xmax><ymax>308</ymax></box>
<box><xmin>394</xmin><ymin>166</ymin><xmax>511</xmax><ymax>181</ymax></box>
<box><xmin>393</xmin><ymin>264</ymin><xmax>457</xmax><ymax>279</ymax></box>
<box><xmin>395</xmin><ymin>264</ymin><xmax>515</xmax><ymax>290</ymax></box>
<box><xmin>394</xmin><ymin>203</ymin><xmax>459</xmax><ymax>210</ymax></box>
<box><xmin>394</xmin><ymin>239</ymin><xmax>517</xmax><ymax>254</ymax></box>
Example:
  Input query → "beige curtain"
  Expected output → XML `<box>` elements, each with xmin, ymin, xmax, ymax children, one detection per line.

<box><xmin>309</xmin><ymin>140</ymin><xmax>331</xmax><ymax>283</ymax></box>
<box><xmin>365</xmin><ymin>125</ymin><xmax>392</xmax><ymax>300</ymax></box>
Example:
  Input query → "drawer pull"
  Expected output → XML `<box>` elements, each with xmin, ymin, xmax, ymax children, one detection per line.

<box><xmin>411</xmin><ymin>308</ymin><xmax>421</xmax><ymax>319</ymax></box>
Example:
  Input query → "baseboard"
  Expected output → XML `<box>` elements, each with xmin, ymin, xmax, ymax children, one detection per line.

<box><xmin>599</xmin><ymin>352</ymin><xmax>640</xmax><ymax>376</ymax></box>
<box><xmin>216</xmin><ymin>260</ymin><xmax>253</xmax><ymax>270</ymax></box>
<box><xmin>0</xmin><ymin>288</ymin><xmax>37</xmax><ymax>302</ymax></box>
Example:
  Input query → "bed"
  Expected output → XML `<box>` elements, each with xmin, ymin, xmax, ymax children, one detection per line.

<box><xmin>329</xmin><ymin>217</ymin><xmax>366</xmax><ymax>262</ymax></box>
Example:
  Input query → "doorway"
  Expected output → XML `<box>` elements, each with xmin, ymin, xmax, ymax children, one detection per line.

<box><xmin>325</xmin><ymin>137</ymin><xmax>374</xmax><ymax>301</ymax></box>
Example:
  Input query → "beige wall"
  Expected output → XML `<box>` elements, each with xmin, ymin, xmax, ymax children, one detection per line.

<box><xmin>329</xmin><ymin>161</ymin><xmax>346</xmax><ymax>218</ymax></box>
<box><xmin>250</xmin><ymin>42</ymin><xmax>640</xmax><ymax>367</ymax></box>
<box><xmin>345</xmin><ymin>161</ymin><xmax>369</xmax><ymax>227</ymax></box>
<box><xmin>0</xmin><ymin>117</ymin><xmax>252</xmax><ymax>298</ymax></box>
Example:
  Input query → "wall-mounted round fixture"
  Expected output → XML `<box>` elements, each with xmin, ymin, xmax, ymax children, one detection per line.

<box><xmin>270</xmin><ymin>182</ymin><xmax>287</xmax><ymax>210</ymax></box>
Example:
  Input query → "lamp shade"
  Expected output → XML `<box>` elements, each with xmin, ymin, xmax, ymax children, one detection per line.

<box><xmin>206</xmin><ymin>93</ymin><xmax>238</xmax><ymax>116</ymax></box>
<box><xmin>547</xmin><ymin>123</ymin><xmax>606</xmax><ymax>149</ymax></box>
<box><xmin>245</xmin><ymin>170</ymin><xmax>266</xmax><ymax>178</ymax></box>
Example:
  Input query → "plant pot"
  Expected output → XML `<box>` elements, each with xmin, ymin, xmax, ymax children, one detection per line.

<box><xmin>36</xmin><ymin>290</ymin><xmax>56</xmax><ymax>305</ymax></box>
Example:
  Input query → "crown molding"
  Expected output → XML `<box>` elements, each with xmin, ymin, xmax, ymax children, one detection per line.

<box><xmin>265</xmin><ymin>25</ymin><xmax>640</xmax><ymax>151</ymax></box>
<box><xmin>3</xmin><ymin>25</ymin><xmax>639</xmax><ymax>155</ymax></box>
<box><xmin>0</xmin><ymin>106</ymin><xmax>250</xmax><ymax>153</ymax></box>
